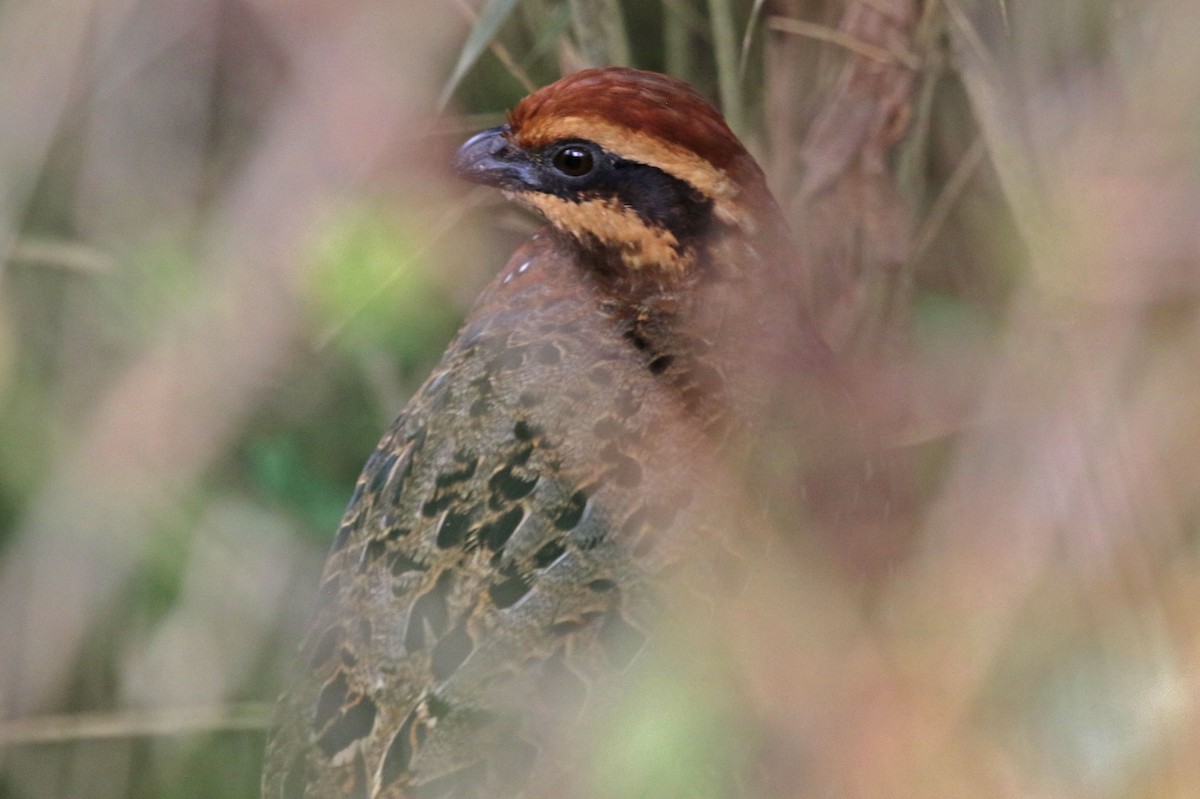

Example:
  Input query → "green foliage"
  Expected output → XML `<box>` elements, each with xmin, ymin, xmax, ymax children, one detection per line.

<box><xmin>306</xmin><ymin>206</ymin><xmax>458</xmax><ymax>363</ymax></box>
<box><xmin>149</xmin><ymin>731</ymin><xmax>264</xmax><ymax>799</ymax></box>
<box><xmin>0</xmin><ymin>376</ymin><xmax>53</xmax><ymax>537</ymax></box>
<box><xmin>592</xmin><ymin>661</ymin><xmax>749</xmax><ymax>799</ymax></box>
<box><xmin>102</xmin><ymin>237</ymin><xmax>202</xmax><ymax>340</ymax></box>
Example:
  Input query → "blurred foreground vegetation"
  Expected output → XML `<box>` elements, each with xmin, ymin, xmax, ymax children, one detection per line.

<box><xmin>2</xmin><ymin>1</ymin><xmax>1199</xmax><ymax>797</ymax></box>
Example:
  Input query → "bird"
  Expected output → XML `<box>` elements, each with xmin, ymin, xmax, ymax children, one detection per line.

<box><xmin>262</xmin><ymin>66</ymin><xmax>834</xmax><ymax>799</ymax></box>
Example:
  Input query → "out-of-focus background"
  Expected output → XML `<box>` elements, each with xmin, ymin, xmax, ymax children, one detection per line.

<box><xmin>1</xmin><ymin>1</ymin><xmax>1198</xmax><ymax>797</ymax></box>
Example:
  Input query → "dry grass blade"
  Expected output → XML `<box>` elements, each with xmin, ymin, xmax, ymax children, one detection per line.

<box><xmin>0</xmin><ymin>704</ymin><xmax>272</xmax><ymax>745</ymax></box>
<box><xmin>939</xmin><ymin>0</ymin><xmax>1047</xmax><ymax>251</ymax></box>
<box><xmin>451</xmin><ymin>0</ymin><xmax>537</xmax><ymax>95</ymax></box>
<box><xmin>707</xmin><ymin>0</ymin><xmax>745</xmax><ymax>136</ymax></box>
<box><xmin>6</xmin><ymin>237</ymin><xmax>113</xmax><ymax>274</ymax></box>
<box><xmin>438</xmin><ymin>0</ymin><xmax>524</xmax><ymax>110</ymax></box>
<box><xmin>940</xmin><ymin>0</ymin><xmax>994</xmax><ymax>75</ymax></box>
<box><xmin>910</xmin><ymin>134</ymin><xmax>985</xmax><ymax>261</ymax></box>
<box><xmin>521</xmin><ymin>2</ymin><xmax>574</xmax><ymax>69</ymax></box>
<box><xmin>737</xmin><ymin>0</ymin><xmax>768</xmax><ymax>79</ymax></box>
<box><xmin>768</xmin><ymin>14</ymin><xmax>919</xmax><ymax>69</ymax></box>
<box><xmin>567</xmin><ymin>0</ymin><xmax>631</xmax><ymax>67</ymax></box>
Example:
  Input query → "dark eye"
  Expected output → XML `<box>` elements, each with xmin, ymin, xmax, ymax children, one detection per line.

<box><xmin>552</xmin><ymin>145</ymin><xmax>595</xmax><ymax>177</ymax></box>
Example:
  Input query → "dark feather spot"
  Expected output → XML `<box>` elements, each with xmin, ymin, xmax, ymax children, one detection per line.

<box><xmin>553</xmin><ymin>611</ymin><xmax>603</xmax><ymax>637</ymax></box>
<box><xmin>316</xmin><ymin>681</ymin><xmax>377</xmax><ymax>757</ymax></box>
<box><xmin>625</xmin><ymin>330</ymin><xmax>651</xmax><ymax>351</ymax></box>
<box><xmin>533</xmin><ymin>539</ymin><xmax>567</xmax><ymax>568</ymax></box>
<box><xmin>368</xmin><ymin>451</ymin><xmax>400</xmax><ymax>495</ymax></box>
<box><xmin>332</xmin><ymin>521</ymin><xmax>354</xmax><ymax>553</ymax></box>
<box><xmin>313</xmin><ymin>672</ymin><xmax>349</xmax><ymax>730</ymax></box>
<box><xmin>381</xmin><ymin>709</ymin><xmax>419</xmax><ymax>786</ymax></box>
<box><xmin>362</xmin><ymin>538</ymin><xmax>387</xmax><ymax>566</ymax></box>
<box><xmin>422</xmin><ymin>491</ymin><xmax>458</xmax><ymax>517</ymax></box>
<box><xmin>553</xmin><ymin>491</ymin><xmax>588</xmax><ymax>531</ymax></box>
<box><xmin>344</xmin><ymin>482</ymin><xmax>364</xmax><ymax>512</ymax></box>
<box><xmin>647</xmin><ymin>353</ymin><xmax>674</xmax><ymax>375</ymax></box>
<box><xmin>513</xmin><ymin>420</ymin><xmax>536</xmax><ymax>441</ymax></box>
<box><xmin>489</xmin><ymin>569</ymin><xmax>533</xmax><ymax>609</ymax></box>
<box><xmin>426</xmin><ymin>694</ymin><xmax>452</xmax><ymax>719</ymax></box>
<box><xmin>481</xmin><ymin>506</ymin><xmax>525</xmax><ymax>552</ymax></box>
<box><xmin>489</xmin><ymin>463</ymin><xmax>539</xmax><ymax>501</ymax></box>
<box><xmin>350</xmin><ymin>749</ymin><xmax>369</xmax><ymax>799</ymax></box>
<box><xmin>390</xmin><ymin>550</ymin><xmax>428</xmax><ymax>577</ymax></box>
<box><xmin>435</xmin><ymin>509</ymin><xmax>473</xmax><ymax>549</ymax></box>
<box><xmin>391</xmin><ymin>472</ymin><xmax>408</xmax><ymax>507</ymax></box>
<box><xmin>386</xmin><ymin>525</ymin><xmax>412</xmax><ymax>541</ymax></box>
<box><xmin>435</xmin><ymin>456</ymin><xmax>478</xmax><ymax>488</ymax></box>
<box><xmin>549</xmin><ymin>619</ymin><xmax>585</xmax><ymax>636</ymax></box>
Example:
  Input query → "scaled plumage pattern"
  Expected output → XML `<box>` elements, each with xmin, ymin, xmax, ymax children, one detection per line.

<box><xmin>263</xmin><ymin>67</ymin><xmax>832</xmax><ymax>799</ymax></box>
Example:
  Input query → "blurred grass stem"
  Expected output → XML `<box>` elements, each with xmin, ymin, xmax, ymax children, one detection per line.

<box><xmin>568</xmin><ymin>0</ymin><xmax>631</xmax><ymax>67</ymax></box>
<box><xmin>707</xmin><ymin>0</ymin><xmax>745</xmax><ymax>136</ymax></box>
<box><xmin>0</xmin><ymin>704</ymin><xmax>272</xmax><ymax>745</ymax></box>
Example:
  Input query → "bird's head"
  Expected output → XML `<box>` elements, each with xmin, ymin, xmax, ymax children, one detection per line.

<box><xmin>454</xmin><ymin>67</ymin><xmax>779</xmax><ymax>278</ymax></box>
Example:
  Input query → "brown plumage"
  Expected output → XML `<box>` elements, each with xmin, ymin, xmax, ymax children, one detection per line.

<box><xmin>263</xmin><ymin>67</ymin><xmax>833</xmax><ymax>799</ymax></box>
